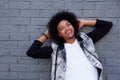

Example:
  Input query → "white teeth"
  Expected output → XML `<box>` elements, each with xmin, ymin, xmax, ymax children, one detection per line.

<box><xmin>66</xmin><ymin>31</ymin><xmax>71</xmax><ymax>35</ymax></box>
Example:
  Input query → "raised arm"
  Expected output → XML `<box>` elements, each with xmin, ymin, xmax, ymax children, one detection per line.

<box><xmin>26</xmin><ymin>30</ymin><xmax>53</xmax><ymax>59</ymax></box>
<box><xmin>78</xmin><ymin>19</ymin><xmax>113</xmax><ymax>43</ymax></box>
<box><xmin>78</xmin><ymin>19</ymin><xmax>97</xmax><ymax>30</ymax></box>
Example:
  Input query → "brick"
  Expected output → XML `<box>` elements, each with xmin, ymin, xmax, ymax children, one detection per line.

<box><xmin>38</xmin><ymin>72</ymin><xmax>50</xmax><ymax>80</ymax></box>
<box><xmin>0</xmin><ymin>0</ymin><xmax>8</xmax><ymax>9</ymax></box>
<box><xmin>108</xmin><ymin>27</ymin><xmax>120</xmax><ymax>34</ymax></box>
<box><xmin>85</xmin><ymin>0</ymin><xmax>105</xmax><ymax>1</ymax></box>
<box><xmin>0</xmin><ymin>49</ymin><xmax>9</xmax><ymax>56</ymax></box>
<box><xmin>38</xmin><ymin>59</ymin><xmax>51</xmax><ymax>65</ymax></box>
<box><xmin>11</xmin><ymin>0</ymin><xmax>55</xmax><ymax>1</ymax></box>
<box><xmin>103</xmin><ymin>43</ymin><xmax>120</xmax><ymax>51</ymax></box>
<box><xmin>19</xmin><ymin>72</ymin><xmax>39</xmax><ymax>79</ymax></box>
<box><xmin>0</xmin><ymin>14</ymin><xmax>4</xmax><ymax>17</ymax></box>
<box><xmin>82</xmin><ymin>10</ymin><xmax>105</xmax><ymax>17</ymax></box>
<box><xmin>10</xmin><ymin>18</ymin><xmax>30</xmax><ymax>25</ymax></box>
<box><xmin>4</xmin><ymin>10</ymin><xmax>19</xmax><ymax>17</ymax></box>
<box><xmin>82</xmin><ymin>2</ymin><xmax>96</xmax><ymax>10</ymax></box>
<box><xmin>107</xmin><ymin>75</ymin><xmax>120</xmax><ymax>80</ymax></box>
<box><xmin>18</xmin><ymin>41</ymin><xmax>33</xmax><ymax>49</ymax></box>
<box><xmin>104</xmin><ymin>67</ymin><xmax>119</xmax><ymax>75</ymax></box>
<box><xmin>0</xmin><ymin>25</ymin><xmax>19</xmax><ymax>33</ymax></box>
<box><xmin>19</xmin><ymin>26</ymin><xmax>41</xmax><ymax>33</ymax></box>
<box><xmin>10</xmin><ymin>33</ymin><xmax>30</xmax><ymax>41</ymax></box>
<box><xmin>0</xmin><ymin>56</ymin><xmax>17</xmax><ymax>64</ymax></box>
<box><xmin>10</xmin><ymin>64</ymin><xmax>51</xmax><ymax>72</ymax></box>
<box><xmin>18</xmin><ymin>57</ymin><xmax>38</xmax><ymax>64</ymax></box>
<box><xmin>117</xmin><ymin>18</ymin><xmax>120</xmax><ymax>26</ymax></box>
<box><xmin>64</xmin><ymin>0</ymin><xmax>83</xmax><ymax>0</ymax></box>
<box><xmin>117</xmin><ymin>68</ymin><xmax>120</xmax><ymax>74</ymax></box>
<box><xmin>0</xmin><ymin>41</ymin><xmax>17</xmax><ymax>49</ymax></box>
<box><xmin>0</xmin><ymin>18</ymin><xmax>9</xmax><ymax>24</ymax></box>
<box><xmin>31</xmin><ymin>18</ymin><xmax>49</xmax><ymax>26</ymax></box>
<box><xmin>20</xmin><ymin>10</ymin><xmax>40</xmax><ymax>17</ymax></box>
<box><xmin>8</xmin><ymin>2</ymin><xmax>30</xmax><ymax>9</ymax></box>
<box><xmin>39</xmin><ymin>10</ymin><xmax>54</xmax><ymax>18</ymax></box>
<box><xmin>95</xmin><ymin>42</ymin><xmax>107</xmax><ymax>50</ymax></box>
<box><xmin>105</xmin><ymin>59</ymin><xmax>120</xmax><ymax>66</ymax></box>
<box><xmin>99</xmin><ymin>51</ymin><xmax>120</xmax><ymax>58</ymax></box>
<box><xmin>69</xmin><ymin>10</ymin><xmax>82</xmax><ymax>18</ymax></box>
<box><xmin>30</xmin><ymin>34</ymin><xmax>41</xmax><ymax>41</ymax></box>
<box><xmin>27</xmin><ymin>26</ymin><xmax>41</xmax><ymax>33</ymax></box>
<box><xmin>52</xmin><ymin>1</ymin><xmax>65</xmax><ymax>9</ymax></box>
<box><xmin>117</xmin><ymin>2</ymin><xmax>120</xmax><ymax>8</ymax></box>
<box><xmin>0</xmin><ymin>10</ymin><xmax>5</xmax><ymax>14</ymax></box>
<box><xmin>30</xmin><ymin>2</ymin><xmax>52</xmax><ymax>9</ymax></box>
<box><xmin>0</xmin><ymin>72</ymin><xmax>18</xmax><ymax>79</ymax></box>
<box><xmin>19</xmin><ymin>26</ymin><xmax>27</xmax><ymax>33</ymax></box>
<box><xmin>39</xmin><ymin>26</ymin><xmax>46</xmax><ymax>32</ymax></box>
<box><xmin>105</xmin><ymin>9</ymin><xmax>120</xmax><ymax>17</ymax></box>
<box><xmin>0</xmin><ymin>64</ymin><xmax>9</xmax><ymax>71</ymax></box>
<box><xmin>65</xmin><ymin>2</ymin><xmax>84</xmax><ymax>9</ymax></box>
<box><xmin>0</xmin><ymin>34</ymin><xmax>9</xmax><ymax>40</ymax></box>
<box><xmin>95</xmin><ymin>2</ymin><xmax>118</xmax><ymax>10</ymax></box>
<box><xmin>10</xmin><ymin>49</ymin><xmax>27</xmax><ymax>57</ymax></box>
<box><xmin>106</xmin><ymin>0</ymin><xmax>119</xmax><ymax>1</ymax></box>
<box><xmin>101</xmin><ymin>34</ymin><xmax>119</xmax><ymax>42</ymax></box>
<box><xmin>0</xmin><ymin>10</ymin><xmax>5</xmax><ymax>17</ymax></box>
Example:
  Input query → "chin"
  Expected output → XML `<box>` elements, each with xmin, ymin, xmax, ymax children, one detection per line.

<box><xmin>68</xmin><ymin>35</ymin><xmax>75</xmax><ymax>39</ymax></box>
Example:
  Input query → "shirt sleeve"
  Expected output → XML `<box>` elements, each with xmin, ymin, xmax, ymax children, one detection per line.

<box><xmin>87</xmin><ymin>19</ymin><xmax>113</xmax><ymax>44</ymax></box>
<box><xmin>26</xmin><ymin>40</ymin><xmax>53</xmax><ymax>59</ymax></box>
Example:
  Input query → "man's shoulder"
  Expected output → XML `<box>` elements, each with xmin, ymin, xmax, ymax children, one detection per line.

<box><xmin>79</xmin><ymin>32</ymin><xmax>89</xmax><ymax>39</ymax></box>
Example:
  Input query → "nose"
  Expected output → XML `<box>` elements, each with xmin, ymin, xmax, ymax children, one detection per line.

<box><xmin>65</xmin><ymin>26</ymin><xmax>69</xmax><ymax>31</ymax></box>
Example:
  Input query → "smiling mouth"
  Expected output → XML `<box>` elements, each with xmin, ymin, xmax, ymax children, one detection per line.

<box><xmin>66</xmin><ymin>30</ymin><xmax>72</xmax><ymax>35</ymax></box>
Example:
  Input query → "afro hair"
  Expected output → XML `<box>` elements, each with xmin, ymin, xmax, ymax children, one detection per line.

<box><xmin>47</xmin><ymin>10</ymin><xmax>79</xmax><ymax>44</ymax></box>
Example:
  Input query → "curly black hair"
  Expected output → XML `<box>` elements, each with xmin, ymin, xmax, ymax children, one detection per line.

<box><xmin>47</xmin><ymin>10</ymin><xmax>79</xmax><ymax>44</ymax></box>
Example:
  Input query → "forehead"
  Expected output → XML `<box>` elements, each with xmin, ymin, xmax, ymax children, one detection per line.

<box><xmin>58</xmin><ymin>20</ymin><xmax>70</xmax><ymax>27</ymax></box>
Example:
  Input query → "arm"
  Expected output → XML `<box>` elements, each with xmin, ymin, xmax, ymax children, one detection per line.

<box><xmin>78</xmin><ymin>19</ymin><xmax>97</xmax><ymax>30</ymax></box>
<box><xmin>78</xmin><ymin>19</ymin><xmax>113</xmax><ymax>43</ymax></box>
<box><xmin>26</xmin><ymin>30</ymin><xmax>53</xmax><ymax>59</ymax></box>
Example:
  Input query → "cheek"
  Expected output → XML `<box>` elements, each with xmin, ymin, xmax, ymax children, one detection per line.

<box><xmin>71</xmin><ymin>26</ymin><xmax>74</xmax><ymax>30</ymax></box>
<box><xmin>58</xmin><ymin>30</ymin><xmax>65</xmax><ymax>37</ymax></box>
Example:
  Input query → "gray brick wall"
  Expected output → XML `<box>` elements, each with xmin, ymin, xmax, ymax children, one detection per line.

<box><xmin>0</xmin><ymin>0</ymin><xmax>119</xmax><ymax>80</ymax></box>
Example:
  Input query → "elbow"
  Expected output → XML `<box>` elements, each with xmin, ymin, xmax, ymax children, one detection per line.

<box><xmin>26</xmin><ymin>50</ymin><xmax>31</xmax><ymax>57</ymax></box>
<box><xmin>26</xmin><ymin>50</ymin><xmax>32</xmax><ymax>58</ymax></box>
<box><xmin>26</xmin><ymin>50</ymin><xmax>37</xmax><ymax>59</ymax></box>
<box><xmin>106</xmin><ymin>21</ymin><xmax>113</xmax><ymax>32</ymax></box>
<box><xmin>109</xmin><ymin>21</ymin><xmax>113</xmax><ymax>29</ymax></box>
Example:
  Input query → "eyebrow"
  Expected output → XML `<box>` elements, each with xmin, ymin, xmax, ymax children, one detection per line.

<box><xmin>57</xmin><ymin>26</ymin><xmax>64</xmax><ymax>30</ymax></box>
<box><xmin>57</xmin><ymin>21</ymin><xmax>70</xmax><ymax>30</ymax></box>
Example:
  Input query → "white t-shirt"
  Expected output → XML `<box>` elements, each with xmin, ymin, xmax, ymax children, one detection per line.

<box><xmin>64</xmin><ymin>39</ymin><xmax>98</xmax><ymax>80</ymax></box>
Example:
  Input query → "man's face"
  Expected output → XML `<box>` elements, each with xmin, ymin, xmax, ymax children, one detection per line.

<box><xmin>57</xmin><ymin>20</ymin><xmax>75</xmax><ymax>42</ymax></box>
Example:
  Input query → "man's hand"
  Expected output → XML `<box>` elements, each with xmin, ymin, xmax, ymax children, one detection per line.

<box><xmin>78</xmin><ymin>19</ymin><xmax>97</xmax><ymax>30</ymax></box>
<box><xmin>78</xmin><ymin>19</ymin><xmax>84</xmax><ymax>30</ymax></box>
<box><xmin>37</xmin><ymin>29</ymin><xmax>51</xmax><ymax>43</ymax></box>
<box><xmin>44</xmin><ymin>29</ymin><xmax>51</xmax><ymax>39</ymax></box>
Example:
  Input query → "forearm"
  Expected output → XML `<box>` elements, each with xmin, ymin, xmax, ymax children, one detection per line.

<box><xmin>37</xmin><ymin>30</ymin><xmax>50</xmax><ymax>43</ymax></box>
<box><xmin>87</xmin><ymin>19</ymin><xmax>113</xmax><ymax>43</ymax></box>
<box><xmin>37</xmin><ymin>35</ymin><xmax>48</xmax><ymax>43</ymax></box>
<box><xmin>78</xmin><ymin>19</ymin><xmax>97</xmax><ymax>30</ymax></box>
<box><xmin>26</xmin><ymin>30</ymin><xmax>52</xmax><ymax>58</ymax></box>
<box><xmin>26</xmin><ymin>40</ymin><xmax>52</xmax><ymax>59</ymax></box>
<box><xmin>83</xmin><ymin>19</ymin><xmax>97</xmax><ymax>27</ymax></box>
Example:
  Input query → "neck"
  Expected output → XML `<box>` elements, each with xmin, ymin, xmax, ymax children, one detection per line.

<box><xmin>65</xmin><ymin>37</ymin><xmax>76</xmax><ymax>44</ymax></box>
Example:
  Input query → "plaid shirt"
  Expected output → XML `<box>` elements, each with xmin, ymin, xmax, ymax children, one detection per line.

<box><xmin>51</xmin><ymin>32</ymin><xmax>103</xmax><ymax>80</ymax></box>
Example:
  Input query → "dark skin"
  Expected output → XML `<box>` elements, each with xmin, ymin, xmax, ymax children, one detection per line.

<box><xmin>38</xmin><ymin>19</ymin><xmax>97</xmax><ymax>44</ymax></box>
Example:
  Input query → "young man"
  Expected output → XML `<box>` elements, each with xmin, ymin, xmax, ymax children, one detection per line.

<box><xmin>26</xmin><ymin>11</ymin><xmax>113</xmax><ymax>80</ymax></box>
